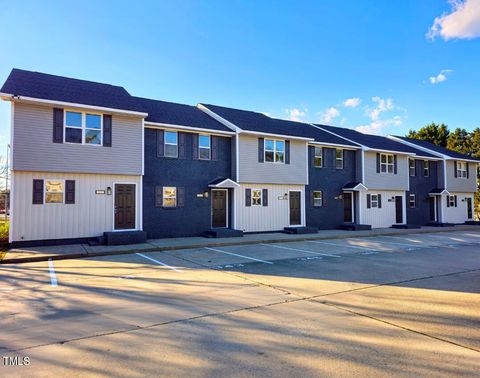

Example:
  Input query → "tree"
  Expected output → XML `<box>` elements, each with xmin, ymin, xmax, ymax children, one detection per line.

<box><xmin>447</xmin><ymin>128</ymin><xmax>472</xmax><ymax>156</ymax></box>
<box><xmin>406</xmin><ymin>122</ymin><xmax>449</xmax><ymax>146</ymax></box>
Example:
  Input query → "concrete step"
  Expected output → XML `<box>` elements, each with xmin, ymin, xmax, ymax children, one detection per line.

<box><xmin>103</xmin><ymin>231</ymin><xmax>147</xmax><ymax>245</ymax></box>
<box><xmin>338</xmin><ymin>223</ymin><xmax>372</xmax><ymax>231</ymax></box>
<box><xmin>202</xmin><ymin>229</ymin><xmax>244</xmax><ymax>238</ymax></box>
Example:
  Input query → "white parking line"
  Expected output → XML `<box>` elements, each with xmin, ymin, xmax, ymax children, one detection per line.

<box><xmin>204</xmin><ymin>247</ymin><xmax>273</xmax><ymax>264</ymax></box>
<box><xmin>263</xmin><ymin>243</ymin><xmax>341</xmax><ymax>258</ymax></box>
<box><xmin>136</xmin><ymin>253</ymin><xmax>183</xmax><ymax>272</ymax></box>
<box><xmin>48</xmin><ymin>259</ymin><xmax>58</xmax><ymax>287</ymax></box>
<box><xmin>354</xmin><ymin>239</ymin><xmax>427</xmax><ymax>248</ymax></box>
<box><xmin>306</xmin><ymin>240</ymin><xmax>384</xmax><ymax>252</ymax></box>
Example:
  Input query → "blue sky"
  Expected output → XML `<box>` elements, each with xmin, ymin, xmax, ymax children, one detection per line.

<box><xmin>1</xmin><ymin>0</ymin><xmax>480</xmax><ymax>154</ymax></box>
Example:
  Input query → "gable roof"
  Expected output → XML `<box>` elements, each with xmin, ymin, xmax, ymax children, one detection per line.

<box><xmin>392</xmin><ymin>136</ymin><xmax>480</xmax><ymax>162</ymax></box>
<box><xmin>0</xmin><ymin>68</ymin><xmax>144</xmax><ymax>113</ymax></box>
<box><xmin>200</xmin><ymin>103</ymin><xmax>358</xmax><ymax>146</ymax></box>
<box><xmin>316</xmin><ymin>124</ymin><xmax>437</xmax><ymax>157</ymax></box>
<box><xmin>134</xmin><ymin>97</ymin><xmax>232</xmax><ymax>133</ymax></box>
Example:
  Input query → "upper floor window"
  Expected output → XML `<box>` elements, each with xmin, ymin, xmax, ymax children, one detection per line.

<box><xmin>423</xmin><ymin>160</ymin><xmax>430</xmax><ymax>177</ymax></box>
<box><xmin>199</xmin><ymin>135</ymin><xmax>211</xmax><ymax>160</ymax></box>
<box><xmin>265</xmin><ymin>139</ymin><xmax>285</xmax><ymax>163</ymax></box>
<box><xmin>313</xmin><ymin>191</ymin><xmax>323</xmax><ymax>207</ymax></box>
<box><xmin>252</xmin><ymin>189</ymin><xmax>262</xmax><ymax>206</ymax></box>
<box><xmin>164</xmin><ymin>131</ymin><xmax>178</xmax><ymax>158</ymax></box>
<box><xmin>456</xmin><ymin>161</ymin><xmax>467</xmax><ymax>178</ymax></box>
<box><xmin>335</xmin><ymin>149</ymin><xmax>344</xmax><ymax>169</ymax></box>
<box><xmin>314</xmin><ymin>147</ymin><xmax>322</xmax><ymax>168</ymax></box>
<box><xmin>409</xmin><ymin>159</ymin><xmax>416</xmax><ymax>176</ymax></box>
<box><xmin>45</xmin><ymin>180</ymin><xmax>64</xmax><ymax>203</ymax></box>
<box><xmin>380</xmin><ymin>153</ymin><xmax>394</xmax><ymax>173</ymax></box>
<box><xmin>65</xmin><ymin>111</ymin><xmax>102</xmax><ymax>145</ymax></box>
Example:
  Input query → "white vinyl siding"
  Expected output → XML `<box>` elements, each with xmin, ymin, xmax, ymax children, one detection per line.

<box><xmin>363</xmin><ymin>151</ymin><xmax>408</xmax><ymax>190</ymax></box>
<box><xmin>441</xmin><ymin>192</ymin><xmax>474</xmax><ymax>224</ymax></box>
<box><xmin>445</xmin><ymin>161</ymin><xmax>477</xmax><ymax>192</ymax></box>
<box><xmin>360</xmin><ymin>190</ymin><xmax>405</xmax><ymax>228</ymax></box>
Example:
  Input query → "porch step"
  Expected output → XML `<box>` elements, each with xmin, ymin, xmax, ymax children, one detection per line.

<box><xmin>103</xmin><ymin>231</ymin><xmax>147</xmax><ymax>245</ymax></box>
<box><xmin>202</xmin><ymin>229</ymin><xmax>244</xmax><ymax>238</ymax></box>
<box><xmin>427</xmin><ymin>222</ymin><xmax>455</xmax><ymax>227</ymax></box>
<box><xmin>391</xmin><ymin>224</ymin><xmax>421</xmax><ymax>229</ymax></box>
<box><xmin>465</xmin><ymin>221</ymin><xmax>480</xmax><ymax>225</ymax></box>
<box><xmin>338</xmin><ymin>223</ymin><xmax>372</xmax><ymax>231</ymax></box>
<box><xmin>283</xmin><ymin>226</ymin><xmax>318</xmax><ymax>234</ymax></box>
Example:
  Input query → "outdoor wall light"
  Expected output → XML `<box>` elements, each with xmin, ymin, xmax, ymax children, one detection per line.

<box><xmin>106</xmin><ymin>187</ymin><xmax>112</xmax><ymax>196</ymax></box>
<box><xmin>337</xmin><ymin>194</ymin><xmax>343</xmax><ymax>200</ymax></box>
<box><xmin>203</xmin><ymin>191</ymin><xmax>209</xmax><ymax>198</ymax></box>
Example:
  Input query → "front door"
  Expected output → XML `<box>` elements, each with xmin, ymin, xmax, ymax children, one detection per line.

<box><xmin>211</xmin><ymin>190</ymin><xmax>227</xmax><ymax>228</ymax></box>
<box><xmin>343</xmin><ymin>192</ymin><xmax>353</xmax><ymax>223</ymax></box>
<box><xmin>467</xmin><ymin>197</ymin><xmax>473</xmax><ymax>219</ymax></box>
<box><xmin>395</xmin><ymin>196</ymin><xmax>403</xmax><ymax>224</ymax></box>
<box><xmin>429</xmin><ymin>197</ymin><xmax>436</xmax><ymax>221</ymax></box>
<box><xmin>114</xmin><ymin>184</ymin><xmax>136</xmax><ymax>230</ymax></box>
<box><xmin>289</xmin><ymin>191</ymin><xmax>301</xmax><ymax>225</ymax></box>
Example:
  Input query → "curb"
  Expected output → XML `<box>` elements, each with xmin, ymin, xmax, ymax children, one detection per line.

<box><xmin>1</xmin><ymin>225</ymin><xmax>478</xmax><ymax>265</ymax></box>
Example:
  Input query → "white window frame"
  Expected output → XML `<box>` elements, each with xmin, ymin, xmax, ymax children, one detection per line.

<box><xmin>448</xmin><ymin>195</ymin><xmax>456</xmax><ymax>207</ymax></box>
<box><xmin>199</xmin><ymin>134</ymin><xmax>211</xmax><ymax>160</ymax></box>
<box><xmin>371</xmin><ymin>194</ymin><xmax>379</xmax><ymax>208</ymax></box>
<box><xmin>162</xmin><ymin>186</ymin><xmax>177</xmax><ymax>207</ymax></box>
<box><xmin>409</xmin><ymin>194</ymin><xmax>416</xmax><ymax>208</ymax></box>
<box><xmin>423</xmin><ymin>160</ymin><xmax>430</xmax><ymax>177</ymax></box>
<box><xmin>164</xmin><ymin>131</ymin><xmax>178</xmax><ymax>158</ymax></box>
<box><xmin>313</xmin><ymin>190</ymin><xmax>323</xmax><ymax>207</ymax></box>
<box><xmin>457</xmin><ymin>161</ymin><xmax>467</xmax><ymax>178</ymax></box>
<box><xmin>252</xmin><ymin>189</ymin><xmax>262</xmax><ymax>206</ymax></box>
<box><xmin>45</xmin><ymin>179</ymin><xmax>65</xmax><ymax>204</ymax></box>
<box><xmin>380</xmin><ymin>153</ymin><xmax>394</xmax><ymax>174</ymax></box>
<box><xmin>314</xmin><ymin>147</ymin><xmax>322</xmax><ymax>168</ymax></box>
<box><xmin>64</xmin><ymin>110</ymin><xmax>103</xmax><ymax>146</ymax></box>
<box><xmin>335</xmin><ymin>149</ymin><xmax>344</xmax><ymax>169</ymax></box>
<box><xmin>264</xmin><ymin>139</ymin><xmax>285</xmax><ymax>164</ymax></box>
<box><xmin>409</xmin><ymin>159</ymin><xmax>416</xmax><ymax>176</ymax></box>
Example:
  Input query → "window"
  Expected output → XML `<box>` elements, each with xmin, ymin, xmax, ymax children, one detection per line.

<box><xmin>252</xmin><ymin>189</ymin><xmax>262</xmax><ymax>206</ymax></box>
<box><xmin>371</xmin><ymin>194</ymin><xmax>379</xmax><ymax>208</ymax></box>
<box><xmin>448</xmin><ymin>195</ymin><xmax>456</xmax><ymax>207</ymax></box>
<box><xmin>409</xmin><ymin>159</ymin><xmax>416</xmax><ymax>176</ymax></box>
<box><xmin>423</xmin><ymin>160</ymin><xmax>430</xmax><ymax>177</ymax></box>
<box><xmin>313</xmin><ymin>191</ymin><xmax>323</xmax><ymax>207</ymax></box>
<box><xmin>335</xmin><ymin>149</ymin><xmax>344</xmax><ymax>169</ymax></box>
<box><xmin>162</xmin><ymin>187</ymin><xmax>176</xmax><ymax>207</ymax></box>
<box><xmin>164</xmin><ymin>131</ymin><xmax>178</xmax><ymax>158</ymax></box>
<box><xmin>409</xmin><ymin>194</ymin><xmax>416</xmax><ymax>208</ymax></box>
<box><xmin>45</xmin><ymin>180</ymin><xmax>64</xmax><ymax>203</ymax></box>
<box><xmin>265</xmin><ymin>139</ymin><xmax>285</xmax><ymax>163</ymax></box>
<box><xmin>380</xmin><ymin>154</ymin><xmax>394</xmax><ymax>173</ymax></box>
<box><xmin>314</xmin><ymin>147</ymin><xmax>322</xmax><ymax>168</ymax></box>
<box><xmin>457</xmin><ymin>161</ymin><xmax>467</xmax><ymax>178</ymax></box>
<box><xmin>65</xmin><ymin>111</ymin><xmax>102</xmax><ymax>145</ymax></box>
<box><xmin>199</xmin><ymin>135</ymin><xmax>211</xmax><ymax>160</ymax></box>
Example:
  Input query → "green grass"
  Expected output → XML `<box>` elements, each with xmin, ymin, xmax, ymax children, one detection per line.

<box><xmin>0</xmin><ymin>221</ymin><xmax>9</xmax><ymax>241</ymax></box>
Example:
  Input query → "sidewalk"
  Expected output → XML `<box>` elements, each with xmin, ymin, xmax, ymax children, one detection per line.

<box><xmin>2</xmin><ymin>225</ymin><xmax>479</xmax><ymax>264</ymax></box>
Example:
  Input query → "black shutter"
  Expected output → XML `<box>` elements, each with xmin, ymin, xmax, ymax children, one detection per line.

<box><xmin>310</xmin><ymin>191</ymin><xmax>315</xmax><ymax>206</ymax></box>
<box><xmin>378</xmin><ymin>194</ymin><xmax>382</xmax><ymax>208</ymax></box>
<box><xmin>415</xmin><ymin>160</ymin><xmax>418</xmax><ymax>177</ymax></box>
<box><xmin>211</xmin><ymin>136</ymin><xmax>218</xmax><ymax>161</ymax></box>
<box><xmin>323</xmin><ymin>191</ymin><xmax>326</xmax><ymax>207</ymax></box>
<box><xmin>454</xmin><ymin>161</ymin><xmax>457</xmax><ymax>178</ymax></box>
<box><xmin>32</xmin><ymin>179</ymin><xmax>44</xmax><ymax>204</ymax></box>
<box><xmin>155</xmin><ymin>186</ymin><xmax>162</xmax><ymax>207</ymax></box>
<box><xmin>103</xmin><ymin>114</ymin><xmax>112</xmax><ymax>147</ymax></box>
<box><xmin>262</xmin><ymin>189</ymin><xmax>268</xmax><ymax>206</ymax></box>
<box><xmin>65</xmin><ymin>180</ymin><xmax>75</xmax><ymax>204</ymax></box>
<box><xmin>466</xmin><ymin>162</ymin><xmax>469</xmax><ymax>179</ymax></box>
<box><xmin>53</xmin><ymin>108</ymin><xmax>63</xmax><ymax>143</ymax></box>
<box><xmin>245</xmin><ymin>188</ymin><xmax>252</xmax><ymax>207</ymax></box>
<box><xmin>376</xmin><ymin>153</ymin><xmax>380</xmax><ymax>173</ymax></box>
<box><xmin>178</xmin><ymin>132</ymin><xmax>186</xmax><ymax>159</ymax></box>
<box><xmin>447</xmin><ymin>196</ymin><xmax>450</xmax><ymax>207</ymax></box>
<box><xmin>454</xmin><ymin>195</ymin><xmax>457</xmax><ymax>207</ymax></box>
<box><xmin>393</xmin><ymin>155</ymin><xmax>397</xmax><ymax>174</ymax></box>
<box><xmin>285</xmin><ymin>141</ymin><xmax>290</xmax><ymax>164</ymax></box>
<box><xmin>157</xmin><ymin>130</ymin><xmax>164</xmax><ymax>157</ymax></box>
<box><xmin>192</xmin><ymin>134</ymin><xmax>199</xmax><ymax>160</ymax></box>
<box><xmin>367</xmin><ymin>194</ymin><xmax>371</xmax><ymax>208</ymax></box>
<box><xmin>258</xmin><ymin>138</ymin><xmax>264</xmax><ymax>162</ymax></box>
<box><xmin>177</xmin><ymin>187</ymin><xmax>185</xmax><ymax>207</ymax></box>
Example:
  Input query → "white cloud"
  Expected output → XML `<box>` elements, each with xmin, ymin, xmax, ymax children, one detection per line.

<box><xmin>365</xmin><ymin>96</ymin><xmax>394</xmax><ymax>121</ymax></box>
<box><xmin>429</xmin><ymin>69</ymin><xmax>453</xmax><ymax>84</ymax></box>
<box><xmin>427</xmin><ymin>0</ymin><xmax>480</xmax><ymax>40</ymax></box>
<box><xmin>355</xmin><ymin>116</ymin><xmax>402</xmax><ymax>135</ymax></box>
<box><xmin>285</xmin><ymin>108</ymin><xmax>307</xmax><ymax>122</ymax></box>
<box><xmin>343</xmin><ymin>97</ymin><xmax>361</xmax><ymax>108</ymax></box>
<box><xmin>319</xmin><ymin>107</ymin><xmax>340</xmax><ymax>123</ymax></box>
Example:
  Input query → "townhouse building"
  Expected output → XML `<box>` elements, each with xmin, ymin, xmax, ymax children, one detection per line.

<box><xmin>1</xmin><ymin>68</ymin><xmax>478</xmax><ymax>246</ymax></box>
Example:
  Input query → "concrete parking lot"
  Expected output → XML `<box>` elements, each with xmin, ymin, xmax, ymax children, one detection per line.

<box><xmin>1</xmin><ymin>231</ymin><xmax>480</xmax><ymax>377</ymax></box>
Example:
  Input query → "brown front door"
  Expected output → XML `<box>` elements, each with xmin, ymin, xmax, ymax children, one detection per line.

<box><xmin>115</xmin><ymin>184</ymin><xmax>136</xmax><ymax>230</ymax></box>
<box><xmin>289</xmin><ymin>191</ymin><xmax>301</xmax><ymax>225</ymax></box>
<box><xmin>212</xmin><ymin>190</ymin><xmax>227</xmax><ymax>228</ymax></box>
<box><xmin>343</xmin><ymin>192</ymin><xmax>353</xmax><ymax>223</ymax></box>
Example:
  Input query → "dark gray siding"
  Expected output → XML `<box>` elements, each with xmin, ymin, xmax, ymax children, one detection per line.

<box><xmin>407</xmin><ymin>159</ymin><xmax>439</xmax><ymax>225</ymax></box>
<box><xmin>306</xmin><ymin>147</ymin><xmax>357</xmax><ymax>229</ymax></box>
<box><xmin>143</xmin><ymin>128</ymin><xmax>232</xmax><ymax>238</ymax></box>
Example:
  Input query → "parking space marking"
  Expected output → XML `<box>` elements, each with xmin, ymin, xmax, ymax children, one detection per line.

<box><xmin>264</xmin><ymin>243</ymin><xmax>341</xmax><ymax>258</ymax></box>
<box><xmin>48</xmin><ymin>258</ymin><xmax>58</xmax><ymax>287</ymax></box>
<box><xmin>204</xmin><ymin>247</ymin><xmax>273</xmax><ymax>264</ymax></box>
<box><xmin>355</xmin><ymin>239</ymin><xmax>428</xmax><ymax>248</ymax></box>
<box><xmin>136</xmin><ymin>253</ymin><xmax>183</xmax><ymax>272</ymax></box>
<box><xmin>306</xmin><ymin>240</ymin><xmax>383</xmax><ymax>252</ymax></box>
